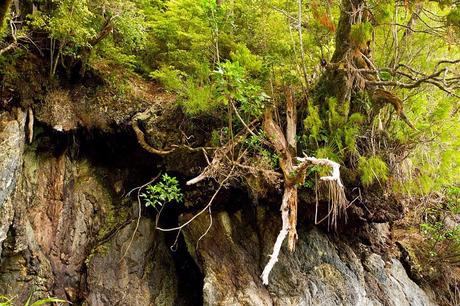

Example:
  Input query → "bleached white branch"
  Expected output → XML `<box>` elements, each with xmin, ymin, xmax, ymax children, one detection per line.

<box><xmin>186</xmin><ymin>173</ymin><xmax>207</xmax><ymax>186</ymax></box>
<box><xmin>261</xmin><ymin>155</ymin><xmax>345</xmax><ymax>285</ymax></box>
<box><xmin>261</xmin><ymin>187</ymin><xmax>292</xmax><ymax>285</ymax></box>
<box><xmin>296</xmin><ymin>156</ymin><xmax>343</xmax><ymax>187</ymax></box>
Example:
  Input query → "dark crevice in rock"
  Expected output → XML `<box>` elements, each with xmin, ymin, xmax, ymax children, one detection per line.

<box><xmin>157</xmin><ymin>196</ymin><xmax>205</xmax><ymax>305</ymax></box>
<box><xmin>169</xmin><ymin>233</ymin><xmax>204</xmax><ymax>306</ymax></box>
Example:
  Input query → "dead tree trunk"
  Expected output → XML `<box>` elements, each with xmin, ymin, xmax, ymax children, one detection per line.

<box><xmin>261</xmin><ymin>87</ymin><xmax>348</xmax><ymax>284</ymax></box>
<box><xmin>263</xmin><ymin>88</ymin><xmax>300</xmax><ymax>251</ymax></box>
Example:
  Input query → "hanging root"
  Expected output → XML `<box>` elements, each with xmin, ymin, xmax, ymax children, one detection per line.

<box><xmin>296</xmin><ymin>156</ymin><xmax>344</xmax><ymax>187</ymax></box>
<box><xmin>27</xmin><ymin>107</ymin><xmax>34</xmax><ymax>144</ymax></box>
<box><xmin>327</xmin><ymin>180</ymin><xmax>348</xmax><ymax>228</ymax></box>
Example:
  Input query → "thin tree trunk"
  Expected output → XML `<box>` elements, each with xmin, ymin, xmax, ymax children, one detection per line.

<box><xmin>297</xmin><ymin>0</ymin><xmax>308</xmax><ymax>86</ymax></box>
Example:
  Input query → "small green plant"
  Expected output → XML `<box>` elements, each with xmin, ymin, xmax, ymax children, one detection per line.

<box><xmin>420</xmin><ymin>186</ymin><xmax>460</xmax><ymax>256</ymax></box>
<box><xmin>418</xmin><ymin>191</ymin><xmax>460</xmax><ymax>268</ymax></box>
<box><xmin>420</xmin><ymin>221</ymin><xmax>460</xmax><ymax>257</ymax></box>
<box><xmin>141</xmin><ymin>174</ymin><xmax>183</xmax><ymax>209</ymax></box>
<box><xmin>150</xmin><ymin>66</ymin><xmax>185</xmax><ymax>92</ymax></box>
<box><xmin>0</xmin><ymin>294</ymin><xmax>66</xmax><ymax>306</ymax></box>
<box><xmin>214</xmin><ymin>60</ymin><xmax>268</xmax><ymax>117</ymax></box>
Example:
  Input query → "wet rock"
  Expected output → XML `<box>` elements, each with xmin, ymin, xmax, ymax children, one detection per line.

<box><xmin>0</xmin><ymin>108</ymin><xmax>440</xmax><ymax>306</ymax></box>
<box><xmin>0</xmin><ymin>132</ymin><xmax>181</xmax><ymax>304</ymax></box>
<box><xmin>183</xmin><ymin>210</ymin><xmax>272</xmax><ymax>306</ymax></box>
<box><xmin>363</xmin><ymin>254</ymin><xmax>433</xmax><ymax>306</ymax></box>
<box><xmin>0</xmin><ymin>110</ymin><xmax>26</xmax><ymax>208</ymax></box>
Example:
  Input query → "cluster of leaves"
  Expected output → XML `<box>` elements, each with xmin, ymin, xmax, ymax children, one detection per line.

<box><xmin>141</xmin><ymin>174</ymin><xmax>183</xmax><ymax>209</ymax></box>
<box><xmin>25</xmin><ymin>0</ymin><xmax>147</xmax><ymax>69</ymax></box>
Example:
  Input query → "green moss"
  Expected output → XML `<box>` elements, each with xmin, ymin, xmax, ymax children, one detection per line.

<box><xmin>97</xmin><ymin>206</ymin><xmax>128</xmax><ymax>241</ymax></box>
<box><xmin>85</xmin><ymin>244</ymin><xmax>109</xmax><ymax>267</ymax></box>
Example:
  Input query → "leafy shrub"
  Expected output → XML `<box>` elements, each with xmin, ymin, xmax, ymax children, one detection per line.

<box><xmin>182</xmin><ymin>81</ymin><xmax>218</xmax><ymax>116</ymax></box>
<box><xmin>150</xmin><ymin>66</ymin><xmax>186</xmax><ymax>92</ymax></box>
<box><xmin>229</xmin><ymin>44</ymin><xmax>263</xmax><ymax>76</ymax></box>
<box><xmin>141</xmin><ymin>174</ymin><xmax>183</xmax><ymax>209</ymax></box>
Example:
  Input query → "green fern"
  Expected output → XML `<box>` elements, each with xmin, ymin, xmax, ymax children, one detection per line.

<box><xmin>304</xmin><ymin>103</ymin><xmax>323</xmax><ymax>143</ymax></box>
<box><xmin>358</xmin><ymin>156</ymin><xmax>389</xmax><ymax>186</ymax></box>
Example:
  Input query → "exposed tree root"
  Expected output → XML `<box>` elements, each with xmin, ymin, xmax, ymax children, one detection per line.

<box><xmin>120</xmin><ymin>173</ymin><xmax>161</xmax><ymax>262</ymax></box>
<box><xmin>131</xmin><ymin>114</ymin><xmax>176</xmax><ymax>156</ymax></box>
<box><xmin>186</xmin><ymin>120</ymin><xmax>258</xmax><ymax>186</ymax></box>
<box><xmin>261</xmin><ymin>187</ymin><xmax>291</xmax><ymax>285</ymax></box>
<box><xmin>27</xmin><ymin>107</ymin><xmax>33</xmax><ymax>144</ymax></box>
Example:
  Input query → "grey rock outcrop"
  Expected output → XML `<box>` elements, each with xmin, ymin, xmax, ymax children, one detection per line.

<box><xmin>0</xmin><ymin>110</ymin><xmax>26</xmax><ymax>255</ymax></box>
<box><xmin>0</xmin><ymin>109</ymin><xmax>439</xmax><ymax>305</ymax></box>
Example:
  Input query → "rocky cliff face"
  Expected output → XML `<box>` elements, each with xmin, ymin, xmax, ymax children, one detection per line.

<box><xmin>183</xmin><ymin>210</ymin><xmax>435</xmax><ymax>306</ymax></box>
<box><xmin>0</xmin><ymin>108</ymin><xmax>438</xmax><ymax>305</ymax></box>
